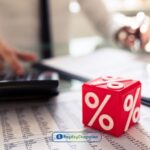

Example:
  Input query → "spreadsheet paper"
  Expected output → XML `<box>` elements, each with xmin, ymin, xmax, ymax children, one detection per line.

<box><xmin>0</xmin><ymin>91</ymin><xmax>150</xmax><ymax>150</ymax></box>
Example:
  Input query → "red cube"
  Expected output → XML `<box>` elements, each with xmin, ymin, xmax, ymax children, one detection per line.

<box><xmin>82</xmin><ymin>76</ymin><xmax>141</xmax><ymax>137</ymax></box>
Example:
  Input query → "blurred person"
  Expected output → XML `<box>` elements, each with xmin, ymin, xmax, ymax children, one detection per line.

<box><xmin>0</xmin><ymin>0</ymin><xmax>150</xmax><ymax>75</ymax></box>
<box><xmin>77</xmin><ymin>0</ymin><xmax>150</xmax><ymax>50</ymax></box>
<box><xmin>0</xmin><ymin>40</ymin><xmax>37</xmax><ymax>75</ymax></box>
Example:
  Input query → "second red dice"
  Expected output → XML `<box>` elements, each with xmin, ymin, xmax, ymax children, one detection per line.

<box><xmin>82</xmin><ymin>76</ymin><xmax>141</xmax><ymax>137</ymax></box>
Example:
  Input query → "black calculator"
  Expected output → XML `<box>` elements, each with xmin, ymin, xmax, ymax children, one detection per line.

<box><xmin>0</xmin><ymin>65</ymin><xmax>59</xmax><ymax>100</ymax></box>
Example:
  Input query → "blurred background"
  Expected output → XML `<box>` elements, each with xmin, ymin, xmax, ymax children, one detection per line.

<box><xmin>51</xmin><ymin>0</ymin><xmax>150</xmax><ymax>56</ymax></box>
<box><xmin>0</xmin><ymin>0</ymin><xmax>150</xmax><ymax>58</ymax></box>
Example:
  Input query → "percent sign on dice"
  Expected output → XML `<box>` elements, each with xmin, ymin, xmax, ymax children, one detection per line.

<box><xmin>123</xmin><ymin>87</ymin><xmax>140</xmax><ymax>131</ymax></box>
<box><xmin>82</xmin><ymin>76</ymin><xmax>141</xmax><ymax>136</ymax></box>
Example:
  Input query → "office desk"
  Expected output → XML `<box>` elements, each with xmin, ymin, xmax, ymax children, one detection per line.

<box><xmin>0</xmin><ymin>91</ymin><xmax>150</xmax><ymax>150</ymax></box>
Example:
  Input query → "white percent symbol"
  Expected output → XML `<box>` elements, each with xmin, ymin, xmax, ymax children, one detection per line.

<box><xmin>85</xmin><ymin>92</ymin><xmax>114</xmax><ymax>131</ymax></box>
<box><xmin>90</xmin><ymin>76</ymin><xmax>131</xmax><ymax>90</ymax></box>
<box><xmin>124</xmin><ymin>87</ymin><xmax>141</xmax><ymax>131</ymax></box>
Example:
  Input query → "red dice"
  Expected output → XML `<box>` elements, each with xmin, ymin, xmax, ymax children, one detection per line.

<box><xmin>82</xmin><ymin>76</ymin><xmax>141</xmax><ymax>137</ymax></box>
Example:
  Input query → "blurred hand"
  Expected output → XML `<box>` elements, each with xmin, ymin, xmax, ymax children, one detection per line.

<box><xmin>0</xmin><ymin>40</ymin><xmax>37</xmax><ymax>75</ymax></box>
<box><xmin>115</xmin><ymin>13</ymin><xmax>150</xmax><ymax>52</ymax></box>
